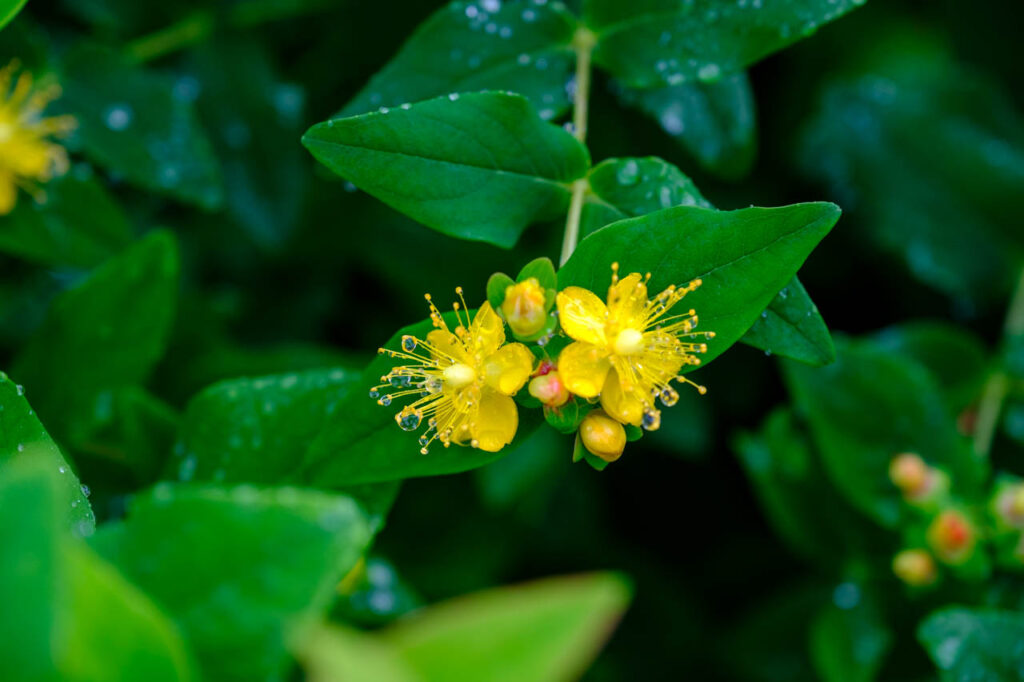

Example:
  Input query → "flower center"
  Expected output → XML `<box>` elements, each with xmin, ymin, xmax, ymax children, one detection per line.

<box><xmin>613</xmin><ymin>328</ymin><xmax>645</xmax><ymax>355</ymax></box>
<box><xmin>443</xmin><ymin>362</ymin><xmax>477</xmax><ymax>389</ymax></box>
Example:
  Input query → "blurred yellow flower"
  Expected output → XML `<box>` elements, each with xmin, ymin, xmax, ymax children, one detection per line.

<box><xmin>373</xmin><ymin>290</ymin><xmax>534</xmax><ymax>454</ymax></box>
<box><xmin>0</xmin><ymin>61</ymin><xmax>75</xmax><ymax>214</ymax></box>
<box><xmin>555</xmin><ymin>263</ymin><xmax>713</xmax><ymax>430</ymax></box>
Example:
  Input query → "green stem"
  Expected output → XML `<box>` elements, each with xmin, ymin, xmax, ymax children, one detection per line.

<box><xmin>125</xmin><ymin>10</ymin><xmax>215</xmax><ymax>64</ymax></box>
<box><xmin>559</xmin><ymin>27</ymin><xmax>596</xmax><ymax>267</ymax></box>
<box><xmin>973</xmin><ymin>267</ymin><xmax>1024</xmax><ymax>457</ymax></box>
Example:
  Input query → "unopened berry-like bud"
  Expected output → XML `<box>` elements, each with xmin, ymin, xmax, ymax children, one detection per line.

<box><xmin>579</xmin><ymin>410</ymin><xmax>626</xmax><ymax>462</ymax></box>
<box><xmin>501</xmin><ymin>278</ymin><xmax>548</xmax><ymax>337</ymax></box>
<box><xmin>892</xmin><ymin>549</ymin><xmax>937</xmax><ymax>587</ymax></box>
<box><xmin>529</xmin><ymin>370</ymin><xmax>570</xmax><ymax>407</ymax></box>
<box><xmin>994</xmin><ymin>483</ymin><xmax>1024</xmax><ymax>528</ymax></box>
<box><xmin>889</xmin><ymin>452</ymin><xmax>930</xmax><ymax>498</ymax></box>
<box><xmin>927</xmin><ymin>509</ymin><xmax>976</xmax><ymax>565</ymax></box>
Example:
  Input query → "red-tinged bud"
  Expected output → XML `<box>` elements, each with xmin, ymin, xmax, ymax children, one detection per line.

<box><xmin>534</xmin><ymin>359</ymin><xmax>554</xmax><ymax>377</ymax></box>
<box><xmin>927</xmin><ymin>509</ymin><xmax>977</xmax><ymax>565</ymax></box>
<box><xmin>892</xmin><ymin>549</ymin><xmax>937</xmax><ymax>587</ymax></box>
<box><xmin>889</xmin><ymin>452</ymin><xmax>930</xmax><ymax>497</ymax></box>
<box><xmin>528</xmin><ymin>371</ymin><xmax>570</xmax><ymax>408</ymax></box>
<box><xmin>579</xmin><ymin>410</ymin><xmax>626</xmax><ymax>463</ymax></box>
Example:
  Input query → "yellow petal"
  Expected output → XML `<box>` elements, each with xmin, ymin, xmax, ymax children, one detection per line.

<box><xmin>557</xmin><ymin>341</ymin><xmax>611</xmax><ymax>398</ymax></box>
<box><xmin>556</xmin><ymin>287</ymin><xmax>607</xmax><ymax>345</ymax></box>
<box><xmin>0</xmin><ymin>172</ymin><xmax>16</xmax><ymax>216</ymax></box>
<box><xmin>469</xmin><ymin>302</ymin><xmax>505</xmax><ymax>357</ymax></box>
<box><xmin>607</xmin><ymin>273</ymin><xmax>648</xmax><ymax>328</ymax></box>
<box><xmin>482</xmin><ymin>342</ymin><xmax>534</xmax><ymax>395</ymax></box>
<box><xmin>426</xmin><ymin>329</ymin><xmax>468</xmax><ymax>364</ymax></box>
<box><xmin>472</xmin><ymin>389</ymin><xmax>518</xmax><ymax>452</ymax></box>
<box><xmin>600</xmin><ymin>367</ymin><xmax>644</xmax><ymax>427</ymax></box>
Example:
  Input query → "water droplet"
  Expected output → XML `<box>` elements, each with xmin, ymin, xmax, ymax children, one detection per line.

<box><xmin>80</xmin><ymin>484</ymin><xmax>91</xmax><ymax>497</ymax></box>
<box><xmin>369</xmin><ymin>387</ymin><xmax>380</xmax><ymax>399</ymax></box>
<box><xmin>173</xmin><ymin>75</ymin><xmax>201</xmax><ymax>102</ymax></box>
<box><xmin>58</xmin><ymin>466</ymin><xmax>66</xmax><ymax>474</ymax></box>
<box><xmin>697</xmin><ymin>63</ymin><xmax>721</xmax><ymax>81</ymax></box>
<box><xmin>660</xmin><ymin>388</ymin><xmax>679</xmax><ymax>407</ymax></box>
<box><xmin>104</xmin><ymin>104</ymin><xmax>133</xmax><ymax>131</ymax></box>
<box><xmin>642</xmin><ymin>409</ymin><xmax>661</xmax><ymax>431</ymax></box>
<box><xmin>379</xmin><ymin>395</ymin><xmax>393</xmax><ymax>407</ymax></box>
<box><xmin>397</xmin><ymin>408</ymin><xmax>422</xmax><ymax>431</ymax></box>
<box><xmin>402</xmin><ymin>335</ymin><xmax>417</xmax><ymax>352</ymax></box>
<box><xmin>499</xmin><ymin>26</ymin><xmax>513</xmax><ymax>38</ymax></box>
<box><xmin>480</xmin><ymin>0</ymin><xmax>500</xmax><ymax>12</ymax></box>
<box><xmin>616</xmin><ymin>159</ymin><xmax>640</xmax><ymax>185</ymax></box>
<box><xmin>465</xmin><ymin>5</ymin><xmax>479</xmax><ymax>18</ymax></box>
<box><xmin>517</xmin><ymin>53</ymin><xmax>531</xmax><ymax>65</ymax></box>
<box><xmin>832</xmin><ymin>582</ymin><xmax>860</xmax><ymax>609</ymax></box>
<box><xmin>15</xmin><ymin>384</ymin><xmax>24</xmax><ymax>396</ymax></box>
<box><xmin>343</xmin><ymin>181</ymin><xmax>358</xmax><ymax>192</ymax></box>
<box><xmin>448</xmin><ymin>92</ymin><xmax>461</xmax><ymax>101</ymax></box>
<box><xmin>522</xmin><ymin>8</ymin><xmax>537</xmax><ymax>21</ymax></box>
<box><xmin>16</xmin><ymin>444</ymin><xmax>24</xmax><ymax>452</ymax></box>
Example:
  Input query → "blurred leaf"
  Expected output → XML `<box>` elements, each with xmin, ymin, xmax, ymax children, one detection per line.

<box><xmin>783</xmin><ymin>336</ymin><xmax>980</xmax><ymax>528</ymax></box>
<box><xmin>799</xmin><ymin>38</ymin><xmax>1024</xmax><ymax>304</ymax></box>
<box><xmin>303</xmin><ymin>92</ymin><xmax>590</xmax><ymax>248</ymax></box>
<box><xmin>0</xmin><ymin>0</ymin><xmax>27</xmax><ymax>30</ymax></box>
<box><xmin>585</xmin><ymin>0</ymin><xmax>864</xmax><ymax>88</ymax></box>
<box><xmin>382</xmin><ymin>573</ymin><xmax>631</xmax><ymax>682</ymax></box>
<box><xmin>57</xmin><ymin>45</ymin><xmax>223</xmax><ymax>209</ymax></box>
<box><xmin>333</xmin><ymin>556</ymin><xmax>423</xmax><ymax>627</ymax></box>
<box><xmin>299</xmin><ymin>625</ymin><xmax>421</xmax><ymax>682</ymax></box>
<box><xmin>581</xmin><ymin>158</ymin><xmax>834</xmax><ymax>366</ymax></box>
<box><xmin>616</xmin><ymin>72</ymin><xmax>757</xmax><ymax>179</ymax></box>
<box><xmin>0</xmin><ymin>459</ymin><xmax>194</xmax><ymax>682</ymax></box>
<box><xmin>476</xmin><ymin>422</ymin><xmax>565</xmax><ymax>511</ymax></box>
<box><xmin>81</xmin><ymin>387</ymin><xmax>179</xmax><ymax>483</ymax></box>
<box><xmin>559</xmin><ymin>202</ymin><xmax>840</xmax><ymax>369</ymax></box>
<box><xmin>734</xmin><ymin>408</ymin><xmax>871</xmax><ymax>564</ymax></box>
<box><xmin>809</xmin><ymin>588</ymin><xmax>893</xmax><ymax>682</ymax></box>
<box><xmin>12</xmin><ymin>231</ymin><xmax>179</xmax><ymax>447</ymax></box>
<box><xmin>341</xmin><ymin>0</ymin><xmax>577</xmax><ymax>121</ymax></box>
<box><xmin>91</xmin><ymin>482</ymin><xmax>374</xmax><ymax>682</ymax></box>
<box><xmin>0</xmin><ymin>170</ymin><xmax>132</xmax><ymax>268</ymax></box>
<box><xmin>0</xmin><ymin>370</ymin><xmax>94</xmax><ymax>535</ymax></box>
<box><xmin>919</xmin><ymin>607</ymin><xmax>1024</xmax><ymax>681</ymax></box>
<box><xmin>873</xmin><ymin>322</ymin><xmax>988</xmax><ymax>413</ymax></box>
<box><xmin>187</xmin><ymin>38</ymin><xmax>308</xmax><ymax>249</ymax></box>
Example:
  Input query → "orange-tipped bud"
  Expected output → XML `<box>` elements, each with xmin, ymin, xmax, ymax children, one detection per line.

<box><xmin>501</xmin><ymin>278</ymin><xmax>548</xmax><ymax>337</ymax></box>
<box><xmin>579</xmin><ymin>410</ymin><xmax>626</xmax><ymax>463</ymax></box>
<box><xmin>927</xmin><ymin>509</ymin><xmax>976</xmax><ymax>565</ymax></box>
<box><xmin>528</xmin><ymin>370</ymin><xmax>570</xmax><ymax>407</ymax></box>
<box><xmin>892</xmin><ymin>549</ymin><xmax>937</xmax><ymax>587</ymax></box>
<box><xmin>889</xmin><ymin>452</ymin><xmax>931</xmax><ymax>499</ymax></box>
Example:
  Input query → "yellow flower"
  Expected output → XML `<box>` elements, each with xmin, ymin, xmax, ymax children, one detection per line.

<box><xmin>579</xmin><ymin>410</ymin><xmax>626</xmax><ymax>462</ymax></box>
<box><xmin>372</xmin><ymin>289</ymin><xmax>534</xmax><ymax>454</ymax></box>
<box><xmin>0</xmin><ymin>61</ymin><xmax>76</xmax><ymax>214</ymax></box>
<box><xmin>501</xmin><ymin>277</ymin><xmax>548</xmax><ymax>337</ymax></box>
<box><xmin>555</xmin><ymin>263</ymin><xmax>713</xmax><ymax>430</ymax></box>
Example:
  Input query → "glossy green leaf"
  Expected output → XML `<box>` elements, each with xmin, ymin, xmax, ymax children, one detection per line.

<box><xmin>12</xmin><ymin>231</ymin><xmax>179</xmax><ymax>446</ymax></box>
<box><xmin>0</xmin><ymin>460</ymin><xmax>194</xmax><ymax>682</ymax></box>
<box><xmin>581</xmin><ymin>157</ymin><xmax>834</xmax><ymax>366</ymax></box>
<box><xmin>517</xmin><ymin>256</ymin><xmax>557</xmax><ymax>290</ymax></box>
<box><xmin>0</xmin><ymin>0</ymin><xmax>28</xmax><ymax>30</ymax></box>
<box><xmin>873</xmin><ymin>322</ymin><xmax>988</xmax><ymax>413</ymax></box>
<box><xmin>382</xmin><ymin>573</ymin><xmax>631</xmax><ymax>682</ymax></box>
<box><xmin>809</xmin><ymin>589</ymin><xmax>892</xmax><ymax>682</ymax></box>
<box><xmin>486</xmin><ymin>271</ymin><xmax>516</xmax><ymax>310</ymax></box>
<box><xmin>303</xmin><ymin>92</ymin><xmax>590</xmax><ymax>248</ymax></box>
<box><xmin>91</xmin><ymin>482</ymin><xmax>374</xmax><ymax>682</ymax></box>
<box><xmin>0</xmin><ymin>171</ymin><xmax>133</xmax><ymax>268</ymax></box>
<box><xmin>585</xmin><ymin>0</ymin><xmax>864</xmax><ymax>88</ymax></box>
<box><xmin>57</xmin><ymin>44</ymin><xmax>223</xmax><ymax>209</ymax></box>
<box><xmin>919</xmin><ymin>608</ymin><xmax>1024</xmax><ymax>681</ymax></box>
<box><xmin>783</xmin><ymin>336</ymin><xmax>980</xmax><ymax>528</ymax></box>
<box><xmin>341</xmin><ymin>0</ymin><xmax>577</xmax><ymax>121</ymax></box>
<box><xmin>559</xmin><ymin>201</ymin><xmax>840</xmax><ymax>368</ymax></box>
<box><xmin>617</xmin><ymin>72</ymin><xmax>757</xmax><ymax>179</ymax></box>
<box><xmin>298</xmin><ymin>625</ymin><xmax>422</xmax><ymax>682</ymax></box>
<box><xmin>0</xmin><ymin>371</ymin><xmax>94</xmax><ymax>535</ymax></box>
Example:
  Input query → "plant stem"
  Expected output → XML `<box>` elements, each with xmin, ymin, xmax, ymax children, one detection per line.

<box><xmin>559</xmin><ymin>28</ymin><xmax>596</xmax><ymax>267</ymax></box>
<box><xmin>973</xmin><ymin>267</ymin><xmax>1024</xmax><ymax>457</ymax></box>
<box><xmin>125</xmin><ymin>11</ymin><xmax>215</xmax><ymax>64</ymax></box>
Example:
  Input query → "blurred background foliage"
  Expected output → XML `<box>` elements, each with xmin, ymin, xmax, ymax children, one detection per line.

<box><xmin>1</xmin><ymin>0</ymin><xmax>1023</xmax><ymax>680</ymax></box>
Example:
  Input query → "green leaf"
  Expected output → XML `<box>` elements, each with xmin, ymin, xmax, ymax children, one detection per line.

<box><xmin>0</xmin><ymin>170</ymin><xmax>132</xmax><ymax>268</ymax></box>
<box><xmin>741</xmin><ymin>277</ymin><xmax>836</xmax><ymax>366</ymax></box>
<box><xmin>382</xmin><ymin>573</ymin><xmax>631</xmax><ymax>682</ymax></box>
<box><xmin>517</xmin><ymin>256</ymin><xmax>557</xmax><ymax>290</ymax></box>
<box><xmin>297</xmin><ymin>315</ymin><xmax>536</xmax><ymax>487</ymax></box>
<box><xmin>0</xmin><ymin>371</ymin><xmax>94</xmax><ymax>535</ymax></box>
<box><xmin>486</xmin><ymin>272</ymin><xmax>516</xmax><ymax>310</ymax></box>
<box><xmin>809</xmin><ymin>589</ymin><xmax>892</xmax><ymax>682</ymax></box>
<box><xmin>476</xmin><ymin>425</ymin><xmax>565</xmax><ymax>512</ymax></box>
<box><xmin>581</xmin><ymin>157</ymin><xmax>834</xmax><ymax>366</ymax></box>
<box><xmin>559</xmin><ymin>202</ymin><xmax>840</xmax><ymax>369</ymax></box>
<box><xmin>303</xmin><ymin>92</ymin><xmax>590</xmax><ymax>248</ymax></box>
<box><xmin>341</xmin><ymin>0</ymin><xmax>577</xmax><ymax>121</ymax></box>
<box><xmin>585</xmin><ymin>0</ymin><xmax>864</xmax><ymax>88</ymax></box>
<box><xmin>0</xmin><ymin>459</ymin><xmax>194</xmax><ymax>681</ymax></box>
<box><xmin>91</xmin><ymin>482</ymin><xmax>374</xmax><ymax>682</ymax></box>
<box><xmin>56</xmin><ymin>44</ymin><xmax>223</xmax><ymax>209</ymax></box>
<box><xmin>332</xmin><ymin>556</ymin><xmax>422</xmax><ymax>627</ymax></box>
<box><xmin>734</xmin><ymin>409</ymin><xmax>871</xmax><ymax>564</ymax></box>
<box><xmin>298</xmin><ymin>625</ymin><xmax>422</xmax><ymax>682</ymax></box>
<box><xmin>0</xmin><ymin>0</ymin><xmax>28</xmax><ymax>30</ymax></box>
<box><xmin>919</xmin><ymin>608</ymin><xmax>1024</xmax><ymax>681</ymax></box>
<box><xmin>617</xmin><ymin>72</ymin><xmax>757</xmax><ymax>179</ymax></box>
<box><xmin>872</xmin><ymin>322</ymin><xmax>988</xmax><ymax>413</ymax></box>
<box><xmin>783</xmin><ymin>336</ymin><xmax>980</xmax><ymax>528</ymax></box>
<box><xmin>12</xmin><ymin>231</ymin><xmax>179</xmax><ymax>447</ymax></box>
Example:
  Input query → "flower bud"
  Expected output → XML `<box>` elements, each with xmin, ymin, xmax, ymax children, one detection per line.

<box><xmin>501</xmin><ymin>278</ymin><xmax>548</xmax><ymax>337</ymax></box>
<box><xmin>892</xmin><ymin>549</ymin><xmax>937</xmax><ymax>587</ymax></box>
<box><xmin>889</xmin><ymin>452</ymin><xmax>930</xmax><ymax>498</ymax></box>
<box><xmin>995</xmin><ymin>484</ymin><xmax>1024</xmax><ymax>528</ymax></box>
<box><xmin>579</xmin><ymin>410</ymin><xmax>626</xmax><ymax>462</ymax></box>
<box><xmin>927</xmin><ymin>509</ymin><xmax>976</xmax><ymax>565</ymax></box>
<box><xmin>528</xmin><ymin>370</ymin><xmax>570</xmax><ymax>407</ymax></box>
